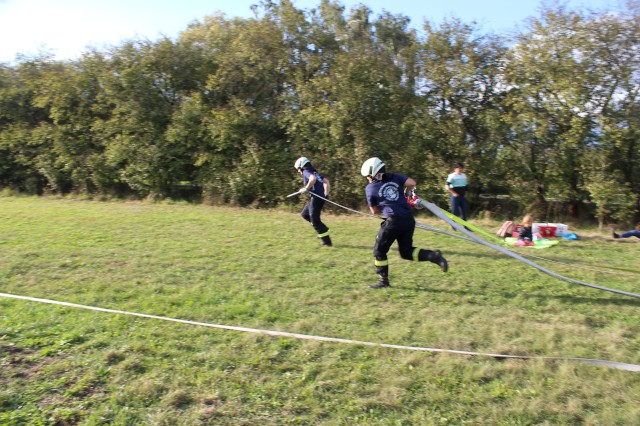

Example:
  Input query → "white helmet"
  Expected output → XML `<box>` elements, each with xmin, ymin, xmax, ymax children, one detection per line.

<box><xmin>361</xmin><ymin>157</ymin><xmax>385</xmax><ymax>177</ymax></box>
<box><xmin>294</xmin><ymin>156</ymin><xmax>310</xmax><ymax>169</ymax></box>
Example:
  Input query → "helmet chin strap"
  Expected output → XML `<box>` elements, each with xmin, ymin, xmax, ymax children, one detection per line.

<box><xmin>372</xmin><ymin>172</ymin><xmax>384</xmax><ymax>181</ymax></box>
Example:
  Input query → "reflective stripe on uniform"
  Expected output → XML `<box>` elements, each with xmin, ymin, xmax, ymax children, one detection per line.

<box><xmin>317</xmin><ymin>232</ymin><xmax>330</xmax><ymax>238</ymax></box>
<box><xmin>374</xmin><ymin>259</ymin><xmax>389</xmax><ymax>266</ymax></box>
<box><xmin>412</xmin><ymin>247</ymin><xmax>420</xmax><ymax>261</ymax></box>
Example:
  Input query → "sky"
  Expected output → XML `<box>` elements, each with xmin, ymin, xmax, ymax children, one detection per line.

<box><xmin>0</xmin><ymin>0</ymin><xmax>618</xmax><ymax>63</ymax></box>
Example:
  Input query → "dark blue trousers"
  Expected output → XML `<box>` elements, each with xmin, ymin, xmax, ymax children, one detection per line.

<box><xmin>301</xmin><ymin>196</ymin><xmax>328</xmax><ymax>235</ymax></box>
<box><xmin>450</xmin><ymin>194</ymin><xmax>468</xmax><ymax>221</ymax></box>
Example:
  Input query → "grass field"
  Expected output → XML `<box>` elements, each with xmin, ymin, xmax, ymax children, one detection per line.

<box><xmin>1</xmin><ymin>196</ymin><xmax>639</xmax><ymax>425</ymax></box>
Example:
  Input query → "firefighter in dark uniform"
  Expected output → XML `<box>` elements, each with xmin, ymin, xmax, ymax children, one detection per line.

<box><xmin>361</xmin><ymin>157</ymin><xmax>448</xmax><ymax>288</ymax></box>
<box><xmin>295</xmin><ymin>157</ymin><xmax>332</xmax><ymax>247</ymax></box>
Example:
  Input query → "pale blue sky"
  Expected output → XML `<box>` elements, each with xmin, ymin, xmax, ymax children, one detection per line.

<box><xmin>0</xmin><ymin>0</ymin><xmax>618</xmax><ymax>63</ymax></box>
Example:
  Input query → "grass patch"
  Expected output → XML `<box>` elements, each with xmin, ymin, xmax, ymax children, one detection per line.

<box><xmin>1</xmin><ymin>196</ymin><xmax>639</xmax><ymax>424</ymax></box>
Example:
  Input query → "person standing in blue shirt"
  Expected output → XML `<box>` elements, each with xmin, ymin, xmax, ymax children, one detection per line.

<box><xmin>361</xmin><ymin>157</ymin><xmax>448</xmax><ymax>289</ymax></box>
<box><xmin>295</xmin><ymin>157</ymin><xmax>332</xmax><ymax>247</ymax></box>
<box><xmin>445</xmin><ymin>163</ymin><xmax>469</xmax><ymax>222</ymax></box>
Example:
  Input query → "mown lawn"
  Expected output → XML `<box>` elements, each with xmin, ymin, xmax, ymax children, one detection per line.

<box><xmin>1</xmin><ymin>196</ymin><xmax>639</xmax><ymax>425</ymax></box>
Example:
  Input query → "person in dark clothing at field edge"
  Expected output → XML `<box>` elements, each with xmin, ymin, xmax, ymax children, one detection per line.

<box><xmin>295</xmin><ymin>156</ymin><xmax>332</xmax><ymax>247</ymax></box>
<box><xmin>361</xmin><ymin>157</ymin><xmax>448</xmax><ymax>289</ymax></box>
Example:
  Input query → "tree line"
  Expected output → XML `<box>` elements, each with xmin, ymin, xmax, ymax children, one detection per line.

<box><xmin>1</xmin><ymin>0</ymin><xmax>638</xmax><ymax>224</ymax></box>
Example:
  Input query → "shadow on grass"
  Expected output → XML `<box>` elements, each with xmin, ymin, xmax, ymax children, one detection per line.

<box><xmin>406</xmin><ymin>285</ymin><xmax>640</xmax><ymax>307</ymax></box>
<box><xmin>330</xmin><ymin>245</ymin><xmax>500</xmax><ymax>258</ymax></box>
<box><xmin>331</xmin><ymin>244</ymin><xmax>376</xmax><ymax>251</ymax></box>
<box><xmin>544</xmin><ymin>294</ymin><xmax>640</xmax><ymax>307</ymax></box>
<box><xmin>439</xmin><ymin>249</ymin><xmax>504</xmax><ymax>260</ymax></box>
<box><xmin>329</xmin><ymin>246</ymin><xmax>639</xmax><ymax>284</ymax></box>
<box><xmin>436</xmin><ymin>248</ymin><xmax>640</xmax><ymax>276</ymax></box>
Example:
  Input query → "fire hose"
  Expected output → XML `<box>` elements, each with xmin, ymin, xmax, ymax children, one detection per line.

<box><xmin>289</xmin><ymin>190</ymin><xmax>640</xmax><ymax>300</ymax></box>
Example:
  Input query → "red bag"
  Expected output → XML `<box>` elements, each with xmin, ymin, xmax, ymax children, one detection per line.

<box><xmin>538</xmin><ymin>226</ymin><xmax>557</xmax><ymax>238</ymax></box>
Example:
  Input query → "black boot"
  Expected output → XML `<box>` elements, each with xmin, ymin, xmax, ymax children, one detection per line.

<box><xmin>432</xmin><ymin>250</ymin><xmax>448</xmax><ymax>272</ymax></box>
<box><xmin>612</xmin><ymin>229</ymin><xmax>620</xmax><ymax>239</ymax></box>
<box><xmin>320</xmin><ymin>235</ymin><xmax>332</xmax><ymax>246</ymax></box>
<box><xmin>369</xmin><ymin>275</ymin><xmax>390</xmax><ymax>289</ymax></box>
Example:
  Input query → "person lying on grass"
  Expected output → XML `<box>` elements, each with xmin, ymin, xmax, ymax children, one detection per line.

<box><xmin>612</xmin><ymin>223</ymin><xmax>640</xmax><ymax>240</ymax></box>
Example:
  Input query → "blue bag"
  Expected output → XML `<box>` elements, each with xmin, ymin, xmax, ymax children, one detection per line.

<box><xmin>562</xmin><ymin>233</ymin><xmax>579</xmax><ymax>240</ymax></box>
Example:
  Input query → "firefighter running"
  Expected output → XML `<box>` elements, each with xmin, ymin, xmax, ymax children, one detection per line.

<box><xmin>361</xmin><ymin>157</ymin><xmax>448</xmax><ymax>289</ymax></box>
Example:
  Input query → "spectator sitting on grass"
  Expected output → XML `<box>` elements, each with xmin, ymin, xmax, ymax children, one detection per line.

<box><xmin>515</xmin><ymin>215</ymin><xmax>534</xmax><ymax>246</ymax></box>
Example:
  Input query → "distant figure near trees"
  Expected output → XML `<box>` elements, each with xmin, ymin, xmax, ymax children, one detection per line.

<box><xmin>445</xmin><ymin>163</ymin><xmax>469</xmax><ymax>222</ymax></box>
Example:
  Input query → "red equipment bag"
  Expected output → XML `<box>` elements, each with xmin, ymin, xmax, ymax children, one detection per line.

<box><xmin>538</xmin><ymin>225</ymin><xmax>557</xmax><ymax>238</ymax></box>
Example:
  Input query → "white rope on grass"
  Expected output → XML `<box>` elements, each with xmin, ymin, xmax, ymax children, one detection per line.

<box><xmin>1</xmin><ymin>292</ymin><xmax>639</xmax><ymax>372</ymax></box>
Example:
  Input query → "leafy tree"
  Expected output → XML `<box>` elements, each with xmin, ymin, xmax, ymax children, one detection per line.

<box><xmin>504</xmin><ymin>6</ymin><xmax>586</xmax><ymax>215</ymax></box>
<box><xmin>282</xmin><ymin>3</ymin><xmax>419</xmax><ymax>205</ymax></box>
<box><xmin>586</xmin><ymin>1</ymin><xmax>640</xmax><ymax>220</ymax></box>
<box><xmin>91</xmin><ymin>37</ymin><xmax>208</xmax><ymax>198</ymax></box>
<box><xmin>582</xmin><ymin>150</ymin><xmax>636</xmax><ymax>228</ymax></box>
<box><xmin>408</xmin><ymin>18</ymin><xmax>509</xmax><ymax>204</ymax></box>
<box><xmin>0</xmin><ymin>57</ymin><xmax>64</xmax><ymax>193</ymax></box>
<box><xmin>502</xmin><ymin>2</ymin><xmax>640</xmax><ymax>218</ymax></box>
<box><xmin>0</xmin><ymin>0</ymin><xmax>637</xmax><ymax>224</ymax></box>
<box><xmin>181</xmin><ymin>12</ymin><xmax>290</xmax><ymax>205</ymax></box>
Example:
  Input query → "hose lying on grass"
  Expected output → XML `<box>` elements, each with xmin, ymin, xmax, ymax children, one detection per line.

<box><xmin>1</xmin><ymin>292</ymin><xmax>639</xmax><ymax>372</ymax></box>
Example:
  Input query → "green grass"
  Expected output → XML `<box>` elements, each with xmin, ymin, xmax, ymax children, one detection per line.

<box><xmin>1</xmin><ymin>196</ymin><xmax>639</xmax><ymax>425</ymax></box>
